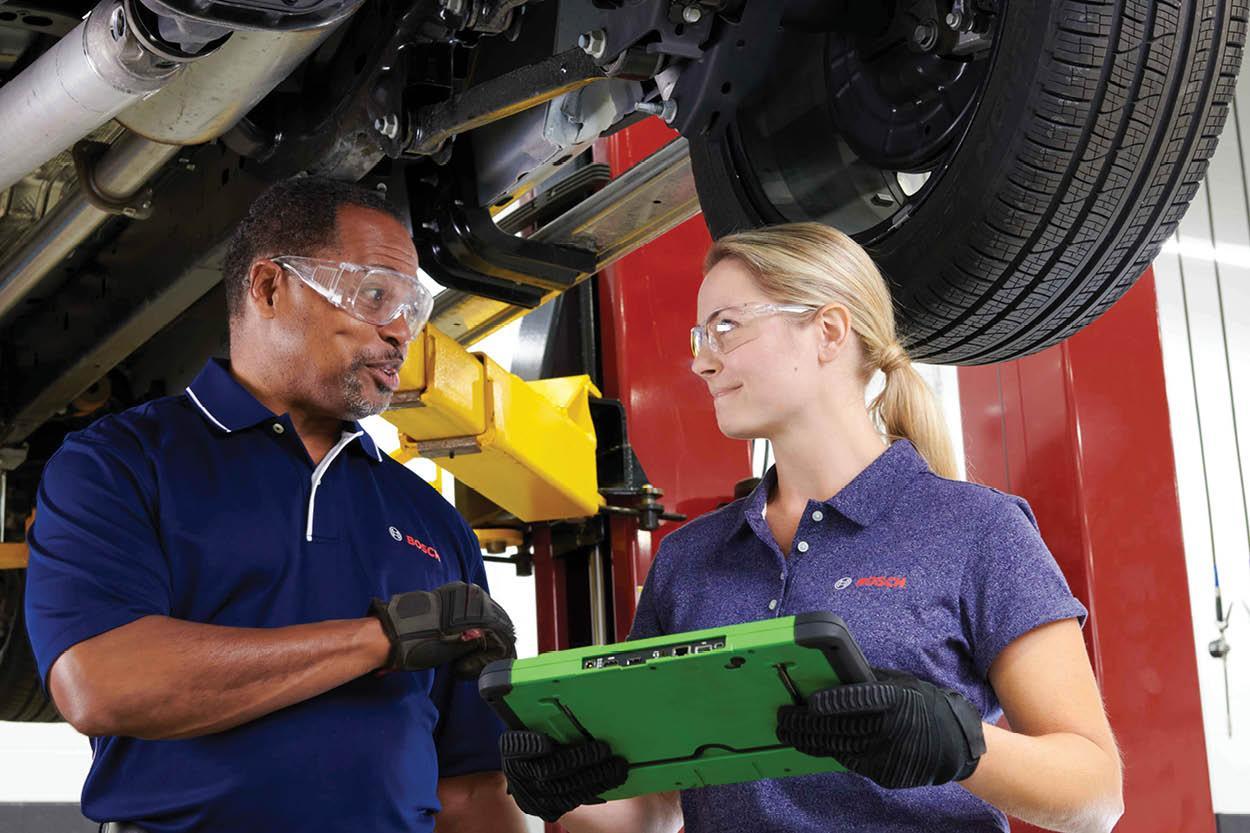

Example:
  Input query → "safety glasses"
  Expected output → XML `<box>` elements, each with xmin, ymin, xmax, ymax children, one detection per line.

<box><xmin>273</xmin><ymin>256</ymin><xmax>434</xmax><ymax>338</ymax></box>
<box><xmin>690</xmin><ymin>303</ymin><xmax>819</xmax><ymax>358</ymax></box>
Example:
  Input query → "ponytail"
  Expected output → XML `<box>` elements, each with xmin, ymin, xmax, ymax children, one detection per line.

<box><xmin>867</xmin><ymin>342</ymin><xmax>959</xmax><ymax>479</ymax></box>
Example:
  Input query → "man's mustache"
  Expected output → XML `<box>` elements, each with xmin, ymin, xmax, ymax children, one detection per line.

<box><xmin>350</xmin><ymin>349</ymin><xmax>407</xmax><ymax>370</ymax></box>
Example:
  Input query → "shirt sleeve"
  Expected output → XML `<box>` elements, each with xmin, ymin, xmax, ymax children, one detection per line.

<box><xmin>23</xmin><ymin>425</ymin><xmax>172</xmax><ymax>685</ymax></box>
<box><xmin>961</xmin><ymin>494</ymin><xmax>1088</xmax><ymax>679</ymax></box>
<box><xmin>627</xmin><ymin>537</ymin><xmax>672</xmax><ymax>641</ymax></box>
<box><xmin>432</xmin><ymin>516</ymin><xmax>505</xmax><ymax>778</ymax></box>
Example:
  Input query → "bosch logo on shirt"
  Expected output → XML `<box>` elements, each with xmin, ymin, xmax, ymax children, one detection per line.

<box><xmin>855</xmin><ymin>575</ymin><xmax>907</xmax><ymax>589</ymax></box>
<box><xmin>834</xmin><ymin>575</ymin><xmax>906</xmax><ymax>590</ymax></box>
<box><xmin>390</xmin><ymin>526</ymin><xmax>442</xmax><ymax>561</ymax></box>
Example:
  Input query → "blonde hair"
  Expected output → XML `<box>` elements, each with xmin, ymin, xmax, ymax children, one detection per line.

<box><xmin>704</xmin><ymin>222</ymin><xmax>959</xmax><ymax>480</ymax></box>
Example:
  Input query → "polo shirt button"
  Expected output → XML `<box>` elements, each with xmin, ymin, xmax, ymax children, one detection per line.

<box><xmin>272</xmin><ymin>423</ymin><xmax>285</xmax><ymax>435</ymax></box>
<box><xmin>811</xmin><ymin>510</ymin><xmax>824</xmax><ymax>522</ymax></box>
<box><xmin>796</xmin><ymin>540</ymin><xmax>810</xmax><ymax>553</ymax></box>
<box><xmin>768</xmin><ymin>599</ymin><xmax>778</xmax><ymax>611</ymax></box>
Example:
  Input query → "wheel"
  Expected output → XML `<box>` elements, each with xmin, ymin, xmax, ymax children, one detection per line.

<box><xmin>0</xmin><ymin>570</ymin><xmax>61</xmax><ymax>722</ymax></box>
<box><xmin>690</xmin><ymin>0</ymin><xmax>1247</xmax><ymax>363</ymax></box>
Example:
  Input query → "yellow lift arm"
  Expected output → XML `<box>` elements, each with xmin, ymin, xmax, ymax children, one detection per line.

<box><xmin>383</xmin><ymin>324</ymin><xmax>604</xmax><ymax>522</ymax></box>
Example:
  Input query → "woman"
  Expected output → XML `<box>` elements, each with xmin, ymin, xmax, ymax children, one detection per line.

<box><xmin>501</xmin><ymin>223</ymin><xmax>1123</xmax><ymax>833</ymax></box>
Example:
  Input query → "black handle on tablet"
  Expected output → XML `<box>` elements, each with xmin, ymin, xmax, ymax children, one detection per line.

<box><xmin>793</xmin><ymin>612</ymin><xmax>876</xmax><ymax>685</ymax></box>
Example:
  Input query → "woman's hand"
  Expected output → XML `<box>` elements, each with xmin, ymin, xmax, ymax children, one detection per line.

<box><xmin>776</xmin><ymin>667</ymin><xmax>985</xmax><ymax>788</ymax></box>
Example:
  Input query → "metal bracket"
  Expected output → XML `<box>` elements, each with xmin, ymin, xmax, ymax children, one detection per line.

<box><xmin>412</xmin><ymin>151</ymin><xmax>599</xmax><ymax>305</ymax></box>
<box><xmin>665</xmin><ymin>1</ymin><xmax>786</xmax><ymax>138</ymax></box>
<box><xmin>71</xmin><ymin>141</ymin><xmax>156</xmax><ymax>220</ymax></box>
<box><xmin>429</xmin><ymin>137</ymin><xmax>699</xmax><ymax>345</ymax></box>
<box><xmin>571</xmin><ymin>0</ymin><xmax>714</xmax><ymax>65</ymax></box>
<box><xmin>438</xmin><ymin>200</ymin><xmax>597</xmax><ymax>291</ymax></box>
<box><xmin>590</xmin><ymin>398</ymin><xmax>649</xmax><ymax>494</ymax></box>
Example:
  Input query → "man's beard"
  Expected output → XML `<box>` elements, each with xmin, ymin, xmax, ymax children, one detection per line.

<box><xmin>340</xmin><ymin>351</ymin><xmax>401</xmax><ymax>419</ymax></box>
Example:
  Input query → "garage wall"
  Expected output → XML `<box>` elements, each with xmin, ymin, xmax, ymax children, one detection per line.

<box><xmin>1152</xmin><ymin>74</ymin><xmax>1250</xmax><ymax>814</ymax></box>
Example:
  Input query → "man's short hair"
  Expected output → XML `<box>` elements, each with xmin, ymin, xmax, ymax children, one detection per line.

<box><xmin>222</xmin><ymin>176</ymin><xmax>410</xmax><ymax>322</ymax></box>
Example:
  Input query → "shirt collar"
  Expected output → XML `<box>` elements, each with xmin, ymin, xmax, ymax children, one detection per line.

<box><xmin>185</xmin><ymin>358</ymin><xmax>384</xmax><ymax>464</ymax></box>
<box><xmin>740</xmin><ymin>440</ymin><xmax>930</xmax><ymax>530</ymax></box>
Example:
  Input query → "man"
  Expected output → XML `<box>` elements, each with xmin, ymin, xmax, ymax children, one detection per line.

<box><xmin>23</xmin><ymin>177</ymin><xmax>529</xmax><ymax>833</ymax></box>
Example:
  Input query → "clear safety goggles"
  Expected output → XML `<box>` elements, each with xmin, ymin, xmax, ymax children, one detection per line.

<box><xmin>690</xmin><ymin>303</ymin><xmax>819</xmax><ymax>358</ymax></box>
<box><xmin>273</xmin><ymin>256</ymin><xmax>433</xmax><ymax>338</ymax></box>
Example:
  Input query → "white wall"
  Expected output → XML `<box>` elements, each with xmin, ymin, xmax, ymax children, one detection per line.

<box><xmin>1152</xmin><ymin>81</ymin><xmax>1250</xmax><ymax>810</ymax></box>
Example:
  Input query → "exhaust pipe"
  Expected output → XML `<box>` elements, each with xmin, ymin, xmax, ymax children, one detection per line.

<box><xmin>0</xmin><ymin>0</ymin><xmax>216</xmax><ymax>193</ymax></box>
<box><xmin>0</xmin><ymin>4</ymin><xmax>358</xmax><ymax>327</ymax></box>
<box><xmin>117</xmin><ymin>25</ymin><xmax>342</xmax><ymax>145</ymax></box>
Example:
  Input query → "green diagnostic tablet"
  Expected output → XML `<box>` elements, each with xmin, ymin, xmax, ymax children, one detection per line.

<box><xmin>478</xmin><ymin>611</ymin><xmax>873</xmax><ymax>799</ymax></box>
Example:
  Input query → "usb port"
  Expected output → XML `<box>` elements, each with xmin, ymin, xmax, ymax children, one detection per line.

<box><xmin>693</xmin><ymin>644</ymin><xmax>712</xmax><ymax>654</ymax></box>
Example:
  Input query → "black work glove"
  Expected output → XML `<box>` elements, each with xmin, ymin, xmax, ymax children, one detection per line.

<box><xmin>369</xmin><ymin>581</ymin><xmax>516</xmax><ymax>677</ymax></box>
<box><xmin>776</xmin><ymin>667</ymin><xmax>986</xmax><ymax>789</ymax></box>
<box><xmin>500</xmin><ymin>730</ymin><xmax>629</xmax><ymax>822</ymax></box>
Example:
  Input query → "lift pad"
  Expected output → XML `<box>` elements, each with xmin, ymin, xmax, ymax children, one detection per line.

<box><xmin>384</xmin><ymin>324</ymin><xmax>603</xmax><ymax>522</ymax></box>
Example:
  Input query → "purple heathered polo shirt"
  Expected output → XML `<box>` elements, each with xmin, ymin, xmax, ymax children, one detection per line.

<box><xmin>629</xmin><ymin>440</ymin><xmax>1087</xmax><ymax>833</ymax></box>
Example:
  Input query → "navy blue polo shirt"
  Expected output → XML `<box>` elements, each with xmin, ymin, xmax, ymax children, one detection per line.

<box><xmin>24</xmin><ymin>358</ymin><xmax>504</xmax><ymax>833</ymax></box>
<box><xmin>630</xmin><ymin>440</ymin><xmax>1087</xmax><ymax>833</ymax></box>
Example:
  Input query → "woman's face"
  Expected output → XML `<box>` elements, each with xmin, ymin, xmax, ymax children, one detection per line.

<box><xmin>692</xmin><ymin>259</ymin><xmax>829</xmax><ymax>440</ymax></box>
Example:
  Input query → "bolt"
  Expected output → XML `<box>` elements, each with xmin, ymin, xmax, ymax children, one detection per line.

<box><xmin>945</xmin><ymin>10</ymin><xmax>963</xmax><ymax>29</ymax></box>
<box><xmin>635</xmin><ymin>99</ymin><xmax>678</xmax><ymax>124</ymax></box>
<box><xmin>374</xmin><ymin>114</ymin><xmax>400</xmax><ymax>140</ymax></box>
<box><xmin>682</xmin><ymin>4</ymin><xmax>702</xmax><ymax>24</ymax></box>
<box><xmin>912</xmin><ymin>21</ymin><xmax>938</xmax><ymax>50</ymax></box>
<box><xmin>578</xmin><ymin>28</ymin><xmax>607</xmax><ymax>60</ymax></box>
<box><xmin>108</xmin><ymin>5</ymin><xmax>126</xmax><ymax>41</ymax></box>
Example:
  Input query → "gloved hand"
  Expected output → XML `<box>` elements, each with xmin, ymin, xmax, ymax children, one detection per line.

<box><xmin>369</xmin><ymin>581</ymin><xmax>516</xmax><ymax>677</ymax></box>
<box><xmin>500</xmin><ymin>730</ymin><xmax>629</xmax><ymax>822</ymax></box>
<box><xmin>776</xmin><ymin>667</ymin><xmax>986</xmax><ymax>789</ymax></box>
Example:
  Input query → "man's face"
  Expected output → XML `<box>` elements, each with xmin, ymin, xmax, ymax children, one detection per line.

<box><xmin>274</xmin><ymin>204</ymin><xmax>420</xmax><ymax>420</ymax></box>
